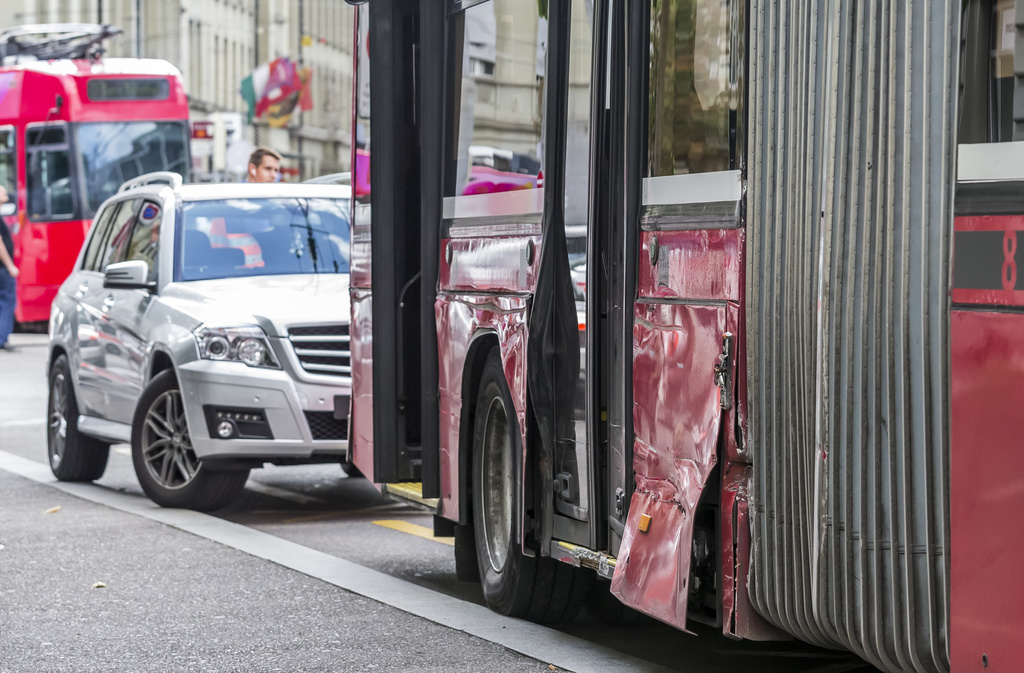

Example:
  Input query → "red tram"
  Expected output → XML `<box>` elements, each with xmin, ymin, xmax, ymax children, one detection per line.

<box><xmin>0</xmin><ymin>25</ymin><xmax>189</xmax><ymax>325</ymax></box>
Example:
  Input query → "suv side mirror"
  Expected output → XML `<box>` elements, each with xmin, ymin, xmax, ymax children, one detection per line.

<box><xmin>103</xmin><ymin>260</ymin><xmax>156</xmax><ymax>292</ymax></box>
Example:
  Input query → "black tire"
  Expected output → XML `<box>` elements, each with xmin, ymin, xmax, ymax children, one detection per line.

<box><xmin>131</xmin><ymin>370</ymin><xmax>249</xmax><ymax>511</ymax></box>
<box><xmin>471</xmin><ymin>350</ymin><xmax>589</xmax><ymax>624</ymax></box>
<box><xmin>585</xmin><ymin>579</ymin><xmax>646</xmax><ymax>626</ymax></box>
<box><xmin>47</xmin><ymin>354</ymin><xmax>110</xmax><ymax>481</ymax></box>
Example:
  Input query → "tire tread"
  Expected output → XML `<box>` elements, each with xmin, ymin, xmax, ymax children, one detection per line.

<box><xmin>48</xmin><ymin>355</ymin><xmax>110</xmax><ymax>482</ymax></box>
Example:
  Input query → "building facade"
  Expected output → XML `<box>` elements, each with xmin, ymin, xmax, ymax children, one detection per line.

<box><xmin>2</xmin><ymin>0</ymin><xmax>354</xmax><ymax>180</ymax></box>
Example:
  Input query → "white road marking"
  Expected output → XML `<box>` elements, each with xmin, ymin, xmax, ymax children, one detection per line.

<box><xmin>0</xmin><ymin>450</ymin><xmax>669</xmax><ymax>673</ymax></box>
<box><xmin>245</xmin><ymin>480</ymin><xmax>326</xmax><ymax>505</ymax></box>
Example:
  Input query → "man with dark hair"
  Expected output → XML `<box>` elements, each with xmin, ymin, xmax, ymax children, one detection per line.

<box><xmin>248</xmin><ymin>146</ymin><xmax>282</xmax><ymax>183</ymax></box>
<box><xmin>0</xmin><ymin>185</ymin><xmax>18</xmax><ymax>351</ymax></box>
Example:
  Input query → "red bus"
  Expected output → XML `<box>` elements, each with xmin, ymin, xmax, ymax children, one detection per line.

<box><xmin>348</xmin><ymin>2</ymin><xmax>1023</xmax><ymax>672</ymax></box>
<box><xmin>0</xmin><ymin>25</ymin><xmax>190</xmax><ymax>325</ymax></box>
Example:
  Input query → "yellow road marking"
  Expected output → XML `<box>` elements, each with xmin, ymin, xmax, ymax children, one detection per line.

<box><xmin>279</xmin><ymin>503</ymin><xmax>412</xmax><ymax>524</ymax></box>
<box><xmin>372</xmin><ymin>519</ymin><xmax>454</xmax><ymax>546</ymax></box>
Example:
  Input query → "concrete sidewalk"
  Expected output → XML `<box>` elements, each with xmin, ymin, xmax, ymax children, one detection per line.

<box><xmin>0</xmin><ymin>468</ymin><xmax>550</xmax><ymax>673</ymax></box>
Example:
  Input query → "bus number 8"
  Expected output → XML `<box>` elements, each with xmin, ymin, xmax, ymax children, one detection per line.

<box><xmin>1004</xmin><ymin>230</ymin><xmax>1017</xmax><ymax>292</ymax></box>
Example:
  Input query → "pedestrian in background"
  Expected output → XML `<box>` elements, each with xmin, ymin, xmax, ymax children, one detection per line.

<box><xmin>0</xmin><ymin>185</ymin><xmax>18</xmax><ymax>352</ymax></box>
<box><xmin>248</xmin><ymin>147</ymin><xmax>282</xmax><ymax>183</ymax></box>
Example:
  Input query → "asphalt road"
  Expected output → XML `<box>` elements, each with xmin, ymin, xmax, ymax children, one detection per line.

<box><xmin>0</xmin><ymin>333</ymin><xmax>880</xmax><ymax>673</ymax></box>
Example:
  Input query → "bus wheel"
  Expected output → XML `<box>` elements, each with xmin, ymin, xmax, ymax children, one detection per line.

<box><xmin>471</xmin><ymin>351</ymin><xmax>589</xmax><ymax>624</ymax></box>
<box><xmin>47</xmin><ymin>354</ymin><xmax>110</xmax><ymax>481</ymax></box>
<box><xmin>131</xmin><ymin>370</ymin><xmax>249</xmax><ymax>511</ymax></box>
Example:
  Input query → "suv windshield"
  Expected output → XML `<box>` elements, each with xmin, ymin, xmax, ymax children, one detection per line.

<box><xmin>177</xmin><ymin>197</ymin><xmax>350</xmax><ymax>281</ymax></box>
<box><xmin>77</xmin><ymin>122</ymin><xmax>189</xmax><ymax>214</ymax></box>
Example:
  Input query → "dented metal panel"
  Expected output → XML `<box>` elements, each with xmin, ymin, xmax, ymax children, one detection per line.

<box><xmin>636</xmin><ymin>230</ymin><xmax>743</xmax><ymax>302</ymax></box>
<box><xmin>746</xmin><ymin>2</ymin><xmax>954</xmax><ymax>672</ymax></box>
<box><xmin>610</xmin><ymin>301</ymin><xmax>724</xmax><ymax>630</ymax></box>
<box><xmin>440</xmin><ymin>236</ymin><xmax>541</xmax><ymax>294</ymax></box>
<box><xmin>435</xmin><ymin>291</ymin><xmax>530</xmax><ymax>523</ymax></box>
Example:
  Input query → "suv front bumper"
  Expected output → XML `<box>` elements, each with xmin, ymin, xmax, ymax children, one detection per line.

<box><xmin>176</xmin><ymin>359</ymin><xmax>350</xmax><ymax>461</ymax></box>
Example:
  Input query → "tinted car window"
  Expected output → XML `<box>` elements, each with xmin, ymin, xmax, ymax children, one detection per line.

<box><xmin>123</xmin><ymin>201</ymin><xmax>163</xmax><ymax>282</ymax></box>
<box><xmin>177</xmin><ymin>197</ymin><xmax>350</xmax><ymax>281</ymax></box>
<box><xmin>83</xmin><ymin>198</ymin><xmax>140</xmax><ymax>272</ymax></box>
<box><xmin>81</xmin><ymin>202</ymin><xmax>121</xmax><ymax>272</ymax></box>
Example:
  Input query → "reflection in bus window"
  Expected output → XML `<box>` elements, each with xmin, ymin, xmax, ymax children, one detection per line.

<box><xmin>991</xmin><ymin>0</ymin><xmax>1016</xmax><ymax>141</ymax></box>
<box><xmin>648</xmin><ymin>0</ymin><xmax>738</xmax><ymax>176</ymax></box>
<box><xmin>564</xmin><ymin>0</ymin><xmax>593</xmax><ymax>258</ymax></box>
<box><xmin>448</xmin><ymin>0</ymin><xmax>547</xmax><ymax>198</ymax></box>
<box><xmin>77</xmin><ymin>122</ymin><xmax>189</xmax><ymax>215</ymax></box>
<box><xmin>961</xmin><ymin>0</ymin><xmax>1021</xmax><ymax>143</ymax></box>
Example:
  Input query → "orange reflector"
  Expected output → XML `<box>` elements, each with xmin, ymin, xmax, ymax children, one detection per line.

<box><xmin>638</xmin><ymin>513</ymin><xmax>651</xmax><ymax>533</ymax></box>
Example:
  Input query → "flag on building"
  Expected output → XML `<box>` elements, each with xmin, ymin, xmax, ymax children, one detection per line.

<box><xmin>240</xmin><ymin>61</ymin><xmax>271</xmax><ymax>124</ymax></box>
<box><xmin>240</xmin><ymin>58</ymin><xmax>312</xmax><ymax>125</ymax></box>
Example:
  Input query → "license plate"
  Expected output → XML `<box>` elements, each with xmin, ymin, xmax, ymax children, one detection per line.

<box><xmin>333</xmin><ymin>394</ymin><xmax>350</xmax><ymax>420</ymax></box>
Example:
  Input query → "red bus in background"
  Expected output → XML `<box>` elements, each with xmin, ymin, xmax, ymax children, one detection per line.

<box><xmin>0</xmin><ymin>25</ymin><xmax>190</xmax><ymax>326</ymax></box>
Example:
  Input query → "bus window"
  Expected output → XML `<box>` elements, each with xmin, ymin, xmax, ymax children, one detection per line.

<box><xmin>960</xmin><ymin>0</ymin><xmax>1020</xmax><ymax>143</ymax></box>
<box><xmin>447</xmin><ymin>0</ymin><xmax>547</xmax><ymax>199</ymax></box>
<box><xmin>564</xmin><ymin>0</ymin><xmax>593</xmax><ymax>251</ymax></box>
<box><xmin>0</xmin><ymin>127</ymin><xmax>15</xmax><ymax>200</ymax></box>
<box><xmin>26</xmin><ymin>124</ymin><xmax>74</xmax><ymax>220</ymax></box>
<box><xmin>77</xmin><ymin>121</ymin><xmax>189</xmax><ymax>215</ymax></box>
<box><xmin>647</xmin><ymin>0</ymin><xmax>739</xmax><ymax>176</ymax></box>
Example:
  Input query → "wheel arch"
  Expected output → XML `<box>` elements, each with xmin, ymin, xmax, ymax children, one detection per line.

<box><xmin>48</xmin><ymin>344</ymin><xmax>68</xmax><ymax>374</ymax></box>
<box><xmin>47</xmin><ymin>344</ymin><xmax>83</xmax><ymax>402</ymax></box>
<box><xmin>458</xmin><ymin>330</ymin><xmax>501</xmax><ymax>525</ymax></box>
<box><xmin>148</xmin><ymin>347</ymin><xmax>176</xmax><ymax>383</ymax></box>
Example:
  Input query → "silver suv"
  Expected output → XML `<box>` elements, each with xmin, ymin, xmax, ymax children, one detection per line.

<box><xmin>46</xmin><ymin>173</ymin><xmax>353</xmax><ymax>510</ymax></box>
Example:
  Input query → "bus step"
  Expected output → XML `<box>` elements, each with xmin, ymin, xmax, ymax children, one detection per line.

<box><xmin>381</xmin><ymin>482</ymin><xmax>440</xmax><ymax>514</ymax></box>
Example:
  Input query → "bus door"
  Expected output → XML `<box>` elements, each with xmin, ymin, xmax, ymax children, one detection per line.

<box><xmin>950</xmin><ymin>1</ymin><xmax>1024</xmax><ymax>667</ymax></box>
<box><xmin>608</xmin><ymin>0</ymin><xmax>745</xmax><ymax>631</ymax></box>
<box><xmin>550</xmin><ymin>0</ymin><xmax>626</xmax><ymax>556</ymax></box>
<box><xmin>351</xmin><ymin>2</ymin><xmax>440</xmax><ymax>494</ymax></box>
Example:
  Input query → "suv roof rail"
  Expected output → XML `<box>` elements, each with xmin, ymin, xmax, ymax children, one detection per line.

<box><xmin>117</xmin><ymin>172</ymin><xmax>183</xmax><ymax>194</ymax></box>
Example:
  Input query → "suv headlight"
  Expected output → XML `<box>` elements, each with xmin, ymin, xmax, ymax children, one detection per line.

<box><xmin>194</xmin><ymin>325</ymin><xmax>280</xmax><ymax>369</ymax></box>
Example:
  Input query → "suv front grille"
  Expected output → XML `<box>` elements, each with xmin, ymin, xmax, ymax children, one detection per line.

<box><xmin>304</xmin><ymin>410</ymin><xmax>348</xmax><ymax>440</ymax></box>
<box><xmin>287</xmin><ymin>324</ymin><xmax>350</xmax><ymax>377</ymax></box>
